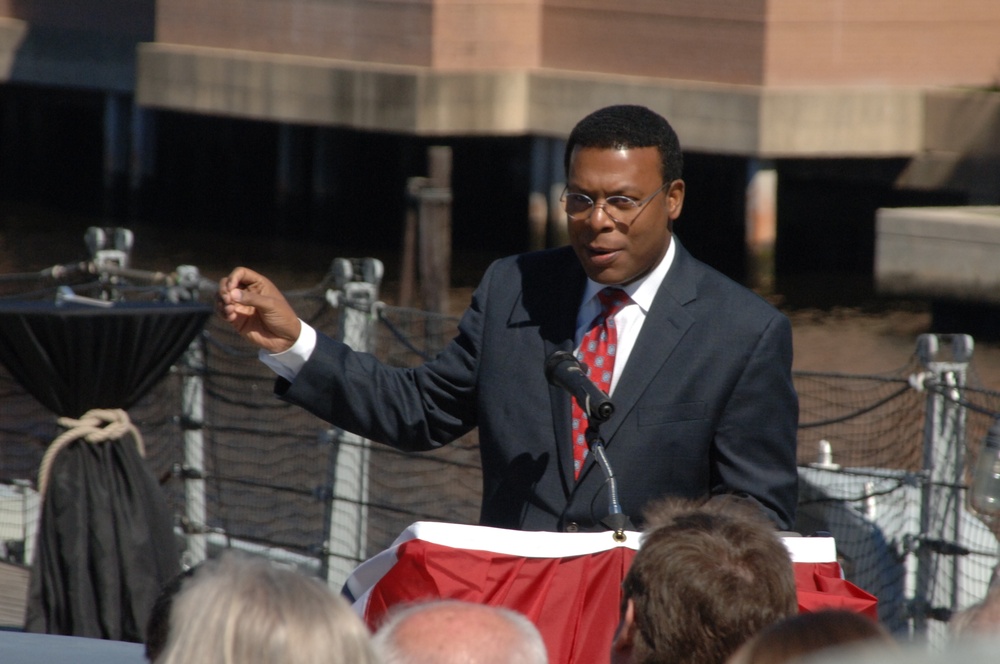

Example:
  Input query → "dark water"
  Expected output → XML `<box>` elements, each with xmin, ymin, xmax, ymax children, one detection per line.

<box><xmin>0</xmin><ymin>200</ymin><xmax>507</xmax><ymax>301</ymax></box>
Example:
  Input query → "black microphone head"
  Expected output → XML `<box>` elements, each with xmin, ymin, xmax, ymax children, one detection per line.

<box><xmin>544</xmin><ymin>350</ymin><xmax>582</xmax><ymax>382</ymax></box>
<box><xmin>594</xmin><ymin>401</ymin><xmax>615</xmax><ymax>422</ymax></box>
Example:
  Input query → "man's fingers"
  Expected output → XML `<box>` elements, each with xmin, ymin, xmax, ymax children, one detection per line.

<box><xmin>228</xmin><ymin>287</ymin><xmax>268</xmax><ymax>312</ymax></box>
<box><xmin>220</xmin><ymin>267</ymin><xmax>262</xmax><ymax>294</ymax></box>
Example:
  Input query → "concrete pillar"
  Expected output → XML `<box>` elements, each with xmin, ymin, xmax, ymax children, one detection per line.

<box><xmin>309</xmin><ymin>128</ymin><xmax>335</xmax><ymax>235</ymax></box>
<box><xmin>103</xmin><ymin>92</ymin><xmax>130</xmax><ymax>191</ymax></box>
<box><xmin>418</xmin><ymin>146</ymin><xmax>453</xmax><ymax>316</ymax></box>
<box><xmin>276</xmin><ymin>123</ymin><xmax>312</xmax><ymax>234</ymax></box>
<box><xmin>746</xmin><ymin>160</ymin><xmax>777</xmax><ymax>293</ymax></box>
<box><xmin>276</xmin><ymin>124</ymin><xmax>306</xmax><ymax>204</ymax></box>
<box><xmin>311</xmin><ymin>128</ymin><xmax>331</xmax><ymax>200</ymax></box>
<box><xmin>129</xmin><ymin>106</ymin><xmax>156</xmax><ymax>192</ymax></box>
<box><xmin>103</xmin><ymin>93</ymin><xmax>132</xmax><ymax>218</ymax></box>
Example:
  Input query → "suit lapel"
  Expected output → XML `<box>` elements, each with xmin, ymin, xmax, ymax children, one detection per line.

<box><xmin>506</xmin><ymin>247</ymin><xmax>586</xmax><ymax>494</ymax></box>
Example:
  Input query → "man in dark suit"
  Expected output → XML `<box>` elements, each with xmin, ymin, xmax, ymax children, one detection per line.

<box><xmin>217</xmin><ymin>104</ymin><xmax>799</xmax><ymax>533</ymax></box>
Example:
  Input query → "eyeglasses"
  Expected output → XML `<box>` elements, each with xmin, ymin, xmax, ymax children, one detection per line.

<box><xmin>560</xmin><ymin>181</ymin><xmax>670</xmax><ymax>225</ymax></box>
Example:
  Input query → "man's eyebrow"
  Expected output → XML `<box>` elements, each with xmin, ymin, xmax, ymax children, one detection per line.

<box><xmin>566</xmin><ymin>184</ymin><xmax>637</xmax><ymax>196</ymax></box>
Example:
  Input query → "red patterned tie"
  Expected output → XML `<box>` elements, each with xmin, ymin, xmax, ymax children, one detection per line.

<box><xmin>571</xmin><ymin>288</ymin><xmax>631</xmax><ymax>480</ymax></box>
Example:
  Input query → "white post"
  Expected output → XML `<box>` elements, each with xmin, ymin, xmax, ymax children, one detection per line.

<box><xmin>181</xmin><ymin>335</ymin><xmax>208</xmax><ymax>566</ymax></box>
<box><xmin>745</xmin><ymin>161</ymin><xmax>776</xmax><ymax>293</ymax></box>
<box><xmin>912</xmin><ymin>333</ymin><xmax>973</xmax><ymax>645</ymax></box>
<box><xmin>322</xmin><ymin>258</ymin><xmax>383</xmax><ymax>588</ymax></box>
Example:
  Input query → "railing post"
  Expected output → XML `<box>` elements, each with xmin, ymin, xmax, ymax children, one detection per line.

<box><xmin>912</xmin><ymin>333</ymin><xmax>973</xmax><ymax>644</ymax></box>
<box><xmin>321</xmin><ymin>257</ymin><xmax>383</xmax><ymax>588</ymax></box>
<box><xmin>180</xmin><ymin>332</ymin><xmax>208</xmax><ymax>567</ymax></box>
<box><xmin>417</xmin><ymin>146</ymin><xmax>452</xmax><ymax>317</ymax></box>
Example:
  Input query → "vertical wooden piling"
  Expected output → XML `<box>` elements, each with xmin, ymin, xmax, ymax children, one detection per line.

<box><xmin>418</xmin><ymin>146</ymin><xmax>453</xmax><ymax>316</ymax></box>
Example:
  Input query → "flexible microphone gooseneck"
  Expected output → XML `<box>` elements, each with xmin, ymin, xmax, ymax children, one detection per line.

<box><xmin>545</xmin><ymin>350</ymin><xmax>633</xmax><ymax>538</ymax></box>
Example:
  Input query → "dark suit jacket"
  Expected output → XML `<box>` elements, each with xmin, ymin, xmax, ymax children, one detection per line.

<box><xmin>279</xmin><ymin>239</ymin><xmax>799</xmax><ymax>531</ymax></box>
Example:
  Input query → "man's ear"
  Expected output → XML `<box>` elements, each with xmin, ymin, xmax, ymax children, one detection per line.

<box><xmin>611</xmin><ymin>598</ymin><xmax>637</xmax><ymax>654</ymax></box>
<box><xmin>666</xmin><ymin>179</ymin><xmax>685</xmax><ymax>220</ymax></box>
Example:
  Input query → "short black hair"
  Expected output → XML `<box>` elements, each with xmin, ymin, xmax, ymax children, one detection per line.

<box><xmin>564</xmin><ymin>104</ymin><xmax>683</xmax><ymax>183</ymax></box>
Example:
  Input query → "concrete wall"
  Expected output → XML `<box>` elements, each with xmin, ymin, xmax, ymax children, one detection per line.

<box><xmin>876</xmin><ymin>206</ymin><xmax>1000</xmax><ymax>304</ymax></box>
<box><xmin>143</xmin><ymin>0</ymin><xmax>1000</xmax><ymax>87</ymax></box>
<box><xmin>898</xmin><ymin>89</ymin><xmax>1000</xmax><ymax>203</ymax></box>
<box><xmin>2</xmin><ymin>0</ymin><xmax>1000</xmax><ymax>93</ymax></box>
<box><xmin>134</xmin><ymin>45</ymin><xmax>930</xmax><ymax>157</ymax></box>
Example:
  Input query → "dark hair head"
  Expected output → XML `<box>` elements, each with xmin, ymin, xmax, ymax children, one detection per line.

<box><xmin>145</xmin><ymin>565</ymin><xmax>199</xmax><ymax>662</ymax></box>
<box><xmin>729</xmin><ymin>610</ymin><xmax>897</xmax><ymax>664</ymax></box>
<box><xmin>564</xmin><ymin>105</ymin><xmax>683</xmax><ymax>183</ymax></box>
<box><xmin>622</xmin><ymin>498</ymin><xmax>798</xmax><ymax>664</ymax></box>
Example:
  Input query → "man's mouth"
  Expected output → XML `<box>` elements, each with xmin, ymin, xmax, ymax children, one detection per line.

<box><xmin>587</xmin><ymin>246</ymin><xmax>620</xmax><ymax>265</ymax></box>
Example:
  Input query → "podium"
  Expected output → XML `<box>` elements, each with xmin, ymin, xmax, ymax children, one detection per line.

<box><xmin>346</xmin><ymin>522</ymin><xmax>878</xmax><ymax>664</ymax></box>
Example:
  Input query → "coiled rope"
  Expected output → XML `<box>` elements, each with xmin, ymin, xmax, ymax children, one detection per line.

<box><xmin>37</xmin><ymin>408</ymin><xmax>145</xmax><ymax>499</ymax></box>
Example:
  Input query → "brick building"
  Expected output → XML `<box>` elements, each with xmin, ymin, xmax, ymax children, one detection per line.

<box><xmin>1</xmin><ymin>1</ymin><xmax>1000</xmax><ymax>288</ymax></box>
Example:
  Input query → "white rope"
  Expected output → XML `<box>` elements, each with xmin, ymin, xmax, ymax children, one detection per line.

<box><xmin>37</xmin><ymin>408</ymin><xmax>146</xmax><ymax>500</ymax></box>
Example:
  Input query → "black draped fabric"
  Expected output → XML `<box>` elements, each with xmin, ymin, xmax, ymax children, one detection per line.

<box><xmin>24</xmin><ymin>431</ymin><xmax>181</xmax><ymax>641</ymax></box>
<box><xmin>0</xmin><ymin>301</ymin><xmax>212</xmax><ymax>641</ymax></box>
<box><xmin>0</xmin><ymin>301</ymin><xmax>212</xmax><ymax>419</ymax></box>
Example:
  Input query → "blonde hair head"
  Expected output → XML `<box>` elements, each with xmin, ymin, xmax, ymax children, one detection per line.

<box><xmin>155</xmin><ymin>551</ymin><xmax>377</xmax><ymax>664</ymax></box>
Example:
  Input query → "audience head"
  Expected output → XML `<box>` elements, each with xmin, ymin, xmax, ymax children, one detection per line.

<box><xmin>612</xmin><ymin>496</ymin><xmax>799</xmax><ymax>664</ymax></box>
<box><xmin>153</xmin><ymin>550</ymin><xmax>377</xmax><ymax>664</ymax></box>
<box><xmin>726</xmin><ymin>610</ymin><xmax>896</xmax><ymax>664</ymax></box>
<box><xmin>781</xmin><ymin>637</ymin><xmax>1000</xmax><ymax>664</ymax></box>
<box><xmin>949</xmin><ymin>583</ymin><xmax>1000</xmax><ymax>639</ymax></box>
<box><xmin>372</xmin><ymin>599</ymin><xmax>548</xmax><ymax>664</ymax></box>
<box><xmin>145</xmin><ymin>564</ymin><xmax>198</xmax><ymax>662</ymax></box>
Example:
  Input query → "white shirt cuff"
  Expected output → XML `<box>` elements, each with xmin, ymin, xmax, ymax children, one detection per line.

<box><xmin>258</xmin><ymin>320</ymin><xmax>317</xmax><ymax>382</ymax></box>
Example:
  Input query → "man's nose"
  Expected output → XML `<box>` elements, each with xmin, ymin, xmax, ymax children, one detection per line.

<box><xmin>587</xmin><ymin>202</ymin><xmax>617</xmax><ymax>228</ymax></box>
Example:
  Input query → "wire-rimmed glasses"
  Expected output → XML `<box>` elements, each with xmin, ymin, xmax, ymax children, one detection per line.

<box><xmin>560</xmin><ymin>181</ymin><xmax>670</xmax><ymax>225</ymax></box>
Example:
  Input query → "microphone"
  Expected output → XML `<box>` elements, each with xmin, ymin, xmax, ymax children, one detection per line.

<box><xmin>544</xmin><ymin>350</ymin><xmax>615</xmax><ymax>423</ymax></box>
